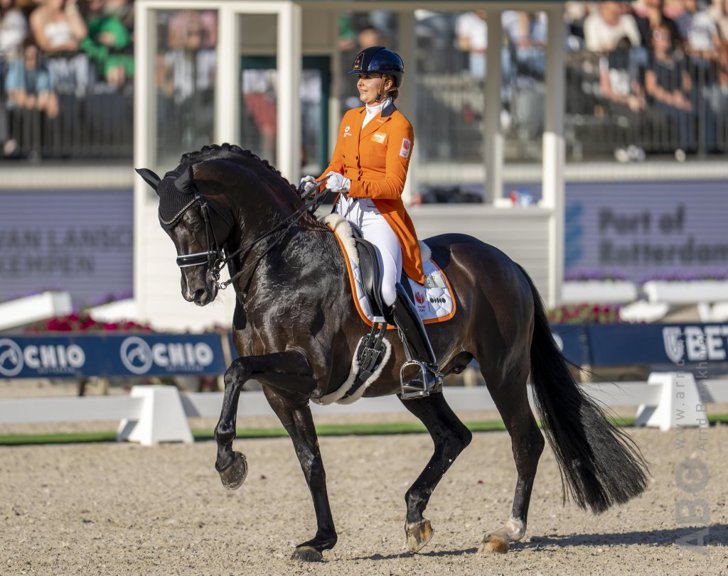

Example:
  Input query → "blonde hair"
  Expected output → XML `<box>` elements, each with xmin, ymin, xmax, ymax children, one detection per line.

<box><xmin>384</xmin><ymin>75</ymin><xmax>399</xmax><ymax>101</ymax></box>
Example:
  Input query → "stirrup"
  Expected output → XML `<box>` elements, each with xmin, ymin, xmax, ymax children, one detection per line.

<box><xmin>399</xmin><ymin>360</ymin><xmax>443</xmax><ymax>400</ymax></box>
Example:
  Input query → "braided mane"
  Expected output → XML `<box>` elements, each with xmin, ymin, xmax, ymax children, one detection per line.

<box><xmin>179</xmin><ymin>143</ymin><xmax>291</xmax><ymax>186</ymax></box>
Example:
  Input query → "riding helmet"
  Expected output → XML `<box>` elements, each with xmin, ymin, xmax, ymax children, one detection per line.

<box><xmin>349</xmin><ymin>46</ymin><xmax>404</xmax><ymax>87</ymax></box>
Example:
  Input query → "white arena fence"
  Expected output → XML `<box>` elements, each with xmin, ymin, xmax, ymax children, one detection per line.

<box><xmin>2</xmin><ymin>324</ymin><xmax>728</xmax><ymax>444</ymax></box>
<box><xmin>1</xmin><ymin>374</ymin><xmax>726</xmax><ymax>445</ymax></box>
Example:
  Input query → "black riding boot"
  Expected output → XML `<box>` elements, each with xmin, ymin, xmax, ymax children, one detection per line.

<box><xmin>388</xmin><ymin>283</ymin><xmax>443</xmax><ymax>399</ymax></box>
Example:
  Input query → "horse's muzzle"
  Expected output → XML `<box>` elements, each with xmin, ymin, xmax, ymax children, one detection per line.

<box><xmin>191</xmin><ymin>285</ymin><xmax>217</xmax><ymax>306</ymax></box>
<box><xmin>181</xmin><ymin>269</ymin><xmax>218</xmax><ymax>305</ymax></box>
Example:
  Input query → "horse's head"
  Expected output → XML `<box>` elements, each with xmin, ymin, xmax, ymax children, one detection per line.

<box><xmin>139</xmin><ymin>144</ymin><xmax>311</xmax><ymax>306</ymax></box>
<box><xmin>136</xmin><ymin>163</ymin><xmax>234</xmax><ymax>306</ymax></box>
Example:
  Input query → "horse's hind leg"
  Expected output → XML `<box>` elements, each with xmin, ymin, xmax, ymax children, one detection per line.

<box><xmin>399</xmin><ymin>392</ymin><xmax>472</xmax><ymax>553</ymax></box>
<box><xmin>481</xmin><ymin>361</ymin><xmax>544</xmax><ymax>554</ymax></box>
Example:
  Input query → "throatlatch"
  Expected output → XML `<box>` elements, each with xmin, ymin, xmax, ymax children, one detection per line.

<box><xmin>389</xmin><ymin>283</ymin><xmax>443</xmax><ymax>399</ymax></box>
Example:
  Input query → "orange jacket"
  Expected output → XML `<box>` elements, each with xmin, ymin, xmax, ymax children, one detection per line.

<box><xmin>321</xmin><ymin>102</ymin><xmax>425</xmax><ymax>284</ymax></box>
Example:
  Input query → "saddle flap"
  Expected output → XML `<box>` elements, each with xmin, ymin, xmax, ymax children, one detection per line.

<box><xmin>353</xmin><ymin>237</ymin><xmax>386</xmax><ymax>318</ymax></box>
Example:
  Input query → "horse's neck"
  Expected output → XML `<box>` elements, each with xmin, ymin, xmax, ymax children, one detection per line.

<box><xmin>231</xmin><ymin>213</ymin><xmax>338</xmax><ymax>308</ymax></box>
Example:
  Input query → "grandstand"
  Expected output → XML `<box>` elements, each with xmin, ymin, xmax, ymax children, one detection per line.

<box><xmin>2</xmin><ymin>2</ymin><xmax>727</xmax><ymax>164</ymax></box>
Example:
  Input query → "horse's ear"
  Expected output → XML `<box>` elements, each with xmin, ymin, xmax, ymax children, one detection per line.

<box><xmin>174</xmin><ymin>165</ymin><xmax>196</xmax><ymax>194</ymax></box>
<box><xmin>135</xmin><ymin>168</ymin><xmax>161</xmax><ymax>193</ymax></box>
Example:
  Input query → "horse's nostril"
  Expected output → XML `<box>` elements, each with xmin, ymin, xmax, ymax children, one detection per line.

<box><xmin>193</xmin><ymin>289</ymin><xmax>206</xmax><ymax>304</ymax></box>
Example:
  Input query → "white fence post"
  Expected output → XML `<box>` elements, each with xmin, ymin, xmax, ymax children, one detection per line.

<box><xmin>117</xmin><ymin>385</ymin><xmax>193</xmax><ymax>446</ymax></box>
<box><xmin>635</xmin><ymin>372</ymin><xmax>707</xmax><ymax>432</ymax></box>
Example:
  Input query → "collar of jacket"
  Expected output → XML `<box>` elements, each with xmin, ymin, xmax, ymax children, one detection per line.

<box><xmin>359</xmin><ymin>100</ymin><xmax>397</xmax><ymax>118</ymax></box>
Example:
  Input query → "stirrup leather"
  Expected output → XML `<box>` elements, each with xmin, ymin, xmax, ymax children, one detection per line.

<box><xmin>399</xmin><ymin>360</ymin><xmax>443</xmax><ymax>400</ymax></box>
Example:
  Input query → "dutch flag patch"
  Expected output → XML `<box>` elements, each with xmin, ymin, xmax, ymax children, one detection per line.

<box><xmin>399</xmin><ymin>138</ymin><xmax>411</xmax><ymax>158</ymax></box>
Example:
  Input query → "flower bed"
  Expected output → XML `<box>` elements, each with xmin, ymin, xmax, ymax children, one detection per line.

<box><xmin>23</xmin><ymin>312</ymin><xmax>153</xmax><ymax>334</ymax></box>
<box><xmin>548</xmin><ymin>303</ymin><xmax>621</xmax><ymax>325</ymax></box>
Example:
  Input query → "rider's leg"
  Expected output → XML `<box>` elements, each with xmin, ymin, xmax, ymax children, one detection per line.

<box><xmin>388</xmin><ymin>283</ymin><xmax>443</xmax><ymax>397</ymax></box>
<box><xmin>355</xmin><ymin>199</ymin><xmax>400</xmax><ymax>307</ymax></box>
<box><xmin>358</xmin><ymin>201</ymin><xmax>441</xmax><ymax>397</ymax></box>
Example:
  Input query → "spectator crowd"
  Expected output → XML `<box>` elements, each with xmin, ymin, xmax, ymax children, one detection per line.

<box><xmin>575</xmin><ymin>0</ymin><xmax>728</xmax><ymax>159</ymax></box>
<box><xmin>345</xmin><ymin>1</ymin><xmax>728</xmax><ymax>161</ymax></box>
<box><xmin>2</xmin><ymin>0</ymin><xmax>728</xmax><ymax>162</ymax></box>
<box><xmin>0</xmin><ymin>0</ymin><xmax>133</xmax><ymax>158</ymax></box>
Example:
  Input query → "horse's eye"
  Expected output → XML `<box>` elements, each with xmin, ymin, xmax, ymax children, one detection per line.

<box><xmin>187</xmin><ymin>215</ymin><xmax>204</xmax><ymax>234</ymax></box>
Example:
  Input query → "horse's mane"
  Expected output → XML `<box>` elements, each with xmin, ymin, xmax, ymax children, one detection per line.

<box><xmin>178</xmin><ymin>143</ymin><xmax>292</xmax><ymax>188</ymax></box>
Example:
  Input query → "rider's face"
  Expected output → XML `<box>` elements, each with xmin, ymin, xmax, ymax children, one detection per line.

<box><xmin>356</xmin><ymin>74</ymin><xmax>390</xmax><ymax>105</ymax></box>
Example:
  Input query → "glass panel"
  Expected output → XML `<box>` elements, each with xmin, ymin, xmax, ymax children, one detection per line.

<box><xmin>238</xmin><ymin>9</ymin><xmax>330</xmax><ymax>174</ymax></box>
<box><xmin>239</xmin><ymin>63</ymin><xmax>329</xmax><ymax>174</ymax></box>
<box><xmin>338</xmin><ymin>11</ymin><xmax>399</xmax><ymax>111</ymax></box>
<box><xmin>502</xmin><ymin>9</ymin><xmax>546</xmax><ymax>160</ymax></box>
<box><xmin>238</xmin><ymin>14</ymin><xmax>277</xmax><ymax>165</ymax></box>
<box><xmin>240</xmin><ymin>65</ymin><xmax>278</xmax><ymax>165</ymax></box>
<box><xmin>155</xmin><ymin>9</ymin><xmax>217</xmax><ymax>168</ymax></box>
<box><xmin>301</xmin><ymin>67</ymin><xmax>326</xmax><ymax>174</ymax></box>
<box><xmin>414</xmin><ymin>10</ymin><xmax>484</xmax><ymax>202</ymax></box>
<box><xmin>414</xmin><ymin>10</ymin><xmax>547</xmax><ymax>202</ymax></box>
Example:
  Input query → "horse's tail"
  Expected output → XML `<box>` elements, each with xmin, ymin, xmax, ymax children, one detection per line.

<box><xmin>518</xmin><ymin>265</ymin><xmax>649</xmax><ymax>513</ymax></box>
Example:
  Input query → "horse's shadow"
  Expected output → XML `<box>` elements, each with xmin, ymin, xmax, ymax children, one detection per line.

<box><xmin>355</xmin><ymin>524</ymin><xmax>726</xmax><ymax>561</ymax></box>
<box><xmin>362</xmin><ymin>548</ymin><xmax>479</xmax><ymax>561</ymax></box>
<box><xmin>528</xmin><ymin>524</ymin><xmax>725</xmax><ymax>549</ymax></box>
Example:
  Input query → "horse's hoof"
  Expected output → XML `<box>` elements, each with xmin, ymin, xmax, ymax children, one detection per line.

<box><xmin>291</xmin><ymin>546</ymin><xmax>323</xmax><ymax>562</ymax></box>
<box><xmin>481</xmin><ymin>532</ymin><xmax>510</xmax><ymax>554</ymax></box>
<box><xmin>218</xmin><ymin>451</ymin><xmax>248</xmax><ymax>490</ymax></box>
<box><xmin>405</xmin><ymin>519</ymin><xmax>434</xmax><ymax>553</ymax></box>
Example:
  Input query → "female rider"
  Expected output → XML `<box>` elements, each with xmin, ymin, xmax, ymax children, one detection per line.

<box><xmin>301</xmin><ymin>46</ymin><xmax>441</xmax><ymax>398</ymax></box>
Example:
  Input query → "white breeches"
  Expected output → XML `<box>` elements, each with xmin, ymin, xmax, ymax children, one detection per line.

<box><xmin>336</xmin><ymin>196</ymin><xmax>402</xmax><ymax>307</ymax></box>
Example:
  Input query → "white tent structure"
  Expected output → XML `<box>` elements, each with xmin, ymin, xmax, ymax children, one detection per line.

<box><xmin>134</xmin><ymin>1</ymin><xmax>566</xmax><ymax>330</ymax></box>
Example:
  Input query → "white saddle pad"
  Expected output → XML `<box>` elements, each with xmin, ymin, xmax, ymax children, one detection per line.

<box><xmin>324</xmin><ymin>214</ymin><xmax>456</xmax><ymax>326</ymax></box>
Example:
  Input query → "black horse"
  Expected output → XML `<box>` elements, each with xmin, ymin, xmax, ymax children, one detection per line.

<box><xmin>137</xmin><ymin>144</ymin><xmax>648</xmax><ymax>562</ymax></box>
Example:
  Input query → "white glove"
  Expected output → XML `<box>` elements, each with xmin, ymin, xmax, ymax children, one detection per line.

<box><xmin>298</xmin><ymin>175</ymin><xmax>317</xmax><ymax>197</ymax></box>
<box><xmin>325</xmin><ymin>171</ymin><xmax>351</xmax><ymax>194</ymax></box>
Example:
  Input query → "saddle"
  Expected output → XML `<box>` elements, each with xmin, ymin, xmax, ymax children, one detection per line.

<box><xmin>321</xmin><ymin>221</ymin><xmax>390</xmax><ymax>404</ymax></box>
<box><xmin>351</xmin><ymin>232</ymin><xmax>388</xmax><ymax>319</ymax></box>
<box><xmin>314</xmin><ymin>215</ymin><xmax>456</xmax><ymax>405</ymax></box>
<box><xmin>324</xmin><ymin>214</ymin><xmax>456</xmax><ymax>327</ymax></box>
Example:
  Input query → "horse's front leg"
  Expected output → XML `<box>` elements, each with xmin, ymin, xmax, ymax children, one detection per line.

<box><xmin>214</xmin><ymin>351</ymin><xmax>316</xmax><ymax>489</ymax></box>
<box><xmin>264</xmin><ymin>386</ymin><xmax>337</xmax><ymax>562</ymax></box>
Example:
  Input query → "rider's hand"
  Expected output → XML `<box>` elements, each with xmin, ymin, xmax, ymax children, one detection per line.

<box><xmin>298</xmin><ymin>175</ymin><xmax>318</xmax><ymax>197</ymax></box>
<box><xmin>325</xmin><ymin>172</ymin><xmax>351</xmax><ymax>194</ymax></box>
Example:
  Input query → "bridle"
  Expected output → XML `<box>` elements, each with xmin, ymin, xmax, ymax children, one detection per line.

<box><xmin>175</xmin><ymin>193</ymin><xmax>225</xmax><ymax>272</ymax></box>
<box><xmin>174</xmin><ymin>181</ymin><xmax>328</xmax><ymax>293</ymax></box>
